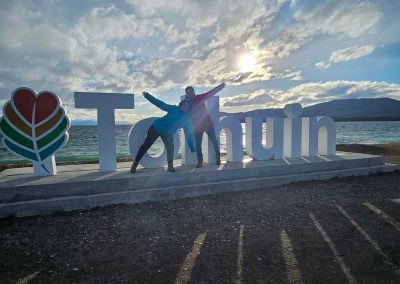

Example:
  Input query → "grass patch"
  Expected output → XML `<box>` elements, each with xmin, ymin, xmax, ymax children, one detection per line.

<box><xmin>337</xmin><ymin>143</ymin><xmax>400</xmax><ymax>164</ymax></box>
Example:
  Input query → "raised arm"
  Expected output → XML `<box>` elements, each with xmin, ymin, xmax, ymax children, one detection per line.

<box><xmin>143</xmin><ymin>92</ymin><xmax>174</xmax><ymax>112</ymax></box>
<box><xmin>197</xmin><ymin>82</ymin><xmax>226</xmax><ymax>101</ymax></box>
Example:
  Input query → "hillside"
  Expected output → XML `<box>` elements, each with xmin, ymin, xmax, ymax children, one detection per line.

<box><xmin>220</xmin><ymin>98</ymin><xmax>400</xmax><ymax>122</ymax></box>
<box><xmin>302</xmin><ymin>98</ymin><xmax>400</xmax><ymax>121</ymax></box>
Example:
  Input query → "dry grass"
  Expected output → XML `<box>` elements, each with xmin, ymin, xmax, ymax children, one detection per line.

<box><xmin>337</xmin><ymin>143</ymin><xmax>400</xmax><ymax>164</ymax></box>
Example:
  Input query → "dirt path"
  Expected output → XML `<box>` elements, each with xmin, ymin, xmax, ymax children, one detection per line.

<box><xmin>1</xmin><ymin>172</ymin><xmax>400</xmax><ymax>283</ymax></box>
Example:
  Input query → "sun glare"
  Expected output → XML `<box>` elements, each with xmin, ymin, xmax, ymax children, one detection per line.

<box><xmin>239</xmin><ymin>53</ymin><xmax>256</xmax><ymax>72</ymax></box>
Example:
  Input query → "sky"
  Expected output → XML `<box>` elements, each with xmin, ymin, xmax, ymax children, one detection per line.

<box><xmin>0</xmin><ymin>0</ymin><xmax>399</xmax><ymax>123</ymax></box>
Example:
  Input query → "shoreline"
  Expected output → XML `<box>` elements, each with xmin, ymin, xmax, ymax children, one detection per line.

<box><xmin>1</xmin><ymin>142</ymin><xmax>399</xmax><ymax>172</ymax></box>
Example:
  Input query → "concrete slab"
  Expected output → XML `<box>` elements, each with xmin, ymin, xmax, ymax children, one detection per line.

<box><xmin>0</xmin><ymin>152</ymin><xmax>398</xmax><ymax>217</ymax></box>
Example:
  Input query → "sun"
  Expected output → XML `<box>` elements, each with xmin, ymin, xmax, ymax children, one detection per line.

<box><xmin>238</xmin><ymin>53</ymin><xmax>256</xmax><ymax>72</ymax></box>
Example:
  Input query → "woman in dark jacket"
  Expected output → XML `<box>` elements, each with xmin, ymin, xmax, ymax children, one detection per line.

<box><xmin>131</xmin><ymin>92</ymin><xmax>195</xmax><ymax>173</ymax></box>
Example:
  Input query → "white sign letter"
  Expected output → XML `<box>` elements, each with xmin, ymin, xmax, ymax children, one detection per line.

<box><xmin>283</xmin><ymin>104</ymin><xmax>302</xmax><ymax>158</ymax></box>
<box><xmin>201</xmin><ymin>96</ymin><xmax>221</xmax><ymax>164</ymax></box>
<box><xmin>74</xmin><ymin>92</ymin><xmax>134</xmax><ymax>172</ymax></box>
<box><xmin>302</xmin><ymin>116</ymin><xmax>336</xmax><ymax>156</ymax></box>
<box><xmin>217</xmin><ymin>116</ymin><xmax>243</xmax><ymax>162</ymax></box>
<box><xmin>245</xmin><ymin>117</ymin><xmax>284</xmax><ymax>160</ymax></box>
<box><xmin>128</xmin><ymin>117</ymin><xmax>179</xmax><ymax>168</ymax></box>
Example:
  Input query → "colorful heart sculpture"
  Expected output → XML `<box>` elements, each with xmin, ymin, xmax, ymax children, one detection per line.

<box><xmin>0</xmin><ymin>87</ymin><xmax>71</xmax><ymax>172</ymax></box>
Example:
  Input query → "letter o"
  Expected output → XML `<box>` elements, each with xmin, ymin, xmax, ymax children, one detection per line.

<box><xmin>128</xmin><ymin>117</ymin><xmax>179</xmax><ymax>168</ymax></box>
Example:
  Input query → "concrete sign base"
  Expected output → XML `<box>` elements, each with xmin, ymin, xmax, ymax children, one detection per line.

<box><xmin>0</xmin><ymin>152</ymin><xmax>398</xmax><ymax>218</ymax></box>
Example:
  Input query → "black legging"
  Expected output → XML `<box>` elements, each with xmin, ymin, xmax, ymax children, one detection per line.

<box><xmin>135</xmin><ymin>125</ymin><xmax>174</xmax><ymax>163</ymax></box>
<box><xmin>194</xmin><ymin>127</ymin><xmax>220</xmax><ymax>160</ymax></box>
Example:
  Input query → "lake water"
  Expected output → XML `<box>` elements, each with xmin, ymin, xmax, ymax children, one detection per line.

<box><xmin>1</xmin><ymin>121</ymin><xmax>400</xmax><ymax>164</ymax></box>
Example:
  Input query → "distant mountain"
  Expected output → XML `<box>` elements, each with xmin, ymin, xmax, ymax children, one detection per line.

<box><xmin>71</xmin><ymin>120</ymin><xmax>132</xmax><ymax>126</ymax></box>
<box><xmin>220</xmin><ymin>98</ymin><xmax>400</xmax><ymax>122</ymax></box>
<box><xmin>220</xmin><ymin>109</ymin><xmax>284</xmax><ymax>122</ymax></box>
<box><xmin>302</xmin><ymin>98</ymin><xmax>400</xmax><ymax>121</ymax></box>
<box><xmin>71</xmin><ymin>120</ymin><xmax>97</xmax><ymax>126</ymax></box>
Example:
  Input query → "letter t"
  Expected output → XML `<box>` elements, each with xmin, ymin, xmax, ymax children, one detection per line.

<box><xmin>74</xmin><ymin>92</ymin><xmax>134</xmax><ymax>172</ymax></box>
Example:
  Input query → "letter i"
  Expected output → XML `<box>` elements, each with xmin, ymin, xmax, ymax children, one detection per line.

<box><xmin>283</xmin><ymin>104</ymin><xmax>302</xmax><ymax>158</ymax></box>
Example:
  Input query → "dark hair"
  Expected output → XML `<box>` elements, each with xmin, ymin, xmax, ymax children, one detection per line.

<box><xmin>179</xmin><ymin>99</ymin><xmax>192</xmax><ymax>110</ymax></box>
<box><xmin>185</xmin><ymin>86</ymin><xmax>194</xmax><ymax>93</ymax></box>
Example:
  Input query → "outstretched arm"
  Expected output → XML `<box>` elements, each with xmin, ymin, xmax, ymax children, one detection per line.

<box><xmin>143</xmin><ymin>92</ymin><xmax>174</xmax><ymax>112</ymax></box>
<box><xmin>197</xmin><ymin>82</ymin><xmax>226</xmax><ymax>101</ymax></box>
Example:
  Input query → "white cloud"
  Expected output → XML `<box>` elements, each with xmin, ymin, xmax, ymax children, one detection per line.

<box><xmin>74</xmin><ymin>4</ymin><xmax>166</xmax><ymax>41</ymax></box>
<box><xmin>115</xmin><ymin>112</ymin><xmax>149</xmax><ymax>123</ymax></box>
<box><xmin>125</xmin><ymin>0</ymin><xmax>184</xmax><ymax>16</ymax></box>
<box><xmin>262</xmin><ymin>1</ymin><xmax>382</xmax><ymax>60</ymax></box>
<box><xmin>291</xmin><ymin>1</ymin><xmax>383</xmax><ymax>38</ymax></box>
<box><xmin>316</xmin><ymin>45</ymin><xmax>375</xmax><ymax>69</ymax></box>
<box><xmin>330</xmin><ymin>45</ymin><xmax>375</xmax><ymax>64</ymax></box>
<box><xmin>140</xmin><ymin>58</ymin><xmax>195</xmax><ymax>89</ymax></box>
<box><xmin>0</xmin><ymin>0</ymin><xmax>384</xmax><ymax>101</ymax></box>
<box><xmin>280</xmin><ymin>68</ymin><xmax>303</xmax><ymax>81</ymax></box>
<box><xmin>0</xmin><ymin>0</ymin><xmax>394</xmax><ymax>121</ymax></box>
<box><xmin>221</xmin><ymin>89</ymin><xmax>278</xmax><ymax>107</ymax></box>
<box><xmin>315</xmin><ymin>61</ymin><xmax>330</xmax><ymax>69</ymax></box>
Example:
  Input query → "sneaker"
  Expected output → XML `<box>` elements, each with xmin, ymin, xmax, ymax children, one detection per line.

<box><xmin>216</xmin><ymin>158</ymin><xmax>221</xmax><ymax>165</ymax></box>
<box><xmin>196</xmin><ymin>159</ymin><xmax>203</xmax><ymax>168</ymax></box>
<box><xmin>167</xmin><ymin>163</ymin><xmax>176</xmax><ymax>172</ymax></box>
<box><xmin>130</xmin><ymin>161</ymin><xmax>138</xmax><ymax>173</ymax></box>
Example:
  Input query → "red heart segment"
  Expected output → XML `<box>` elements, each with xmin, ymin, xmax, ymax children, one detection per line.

<box><xmin>13</xmin><ymin>89</ymin><xmax>36</xmax><ymax>124</ymax></box>
<box><xmin>12</xmin><ymin>89</ymin><xmax>59</xmax><ymax>125</ymax></box>
<box><xmin>35</xmin><ymin>92</ymin><xmax>58</xmax><ymax>124</ymax></box>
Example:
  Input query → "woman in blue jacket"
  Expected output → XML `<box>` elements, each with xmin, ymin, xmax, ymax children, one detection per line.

<box><xmin>130</xmin><ymin>92</ymin><xmax>195</xmax><ymax>173</ymax></box>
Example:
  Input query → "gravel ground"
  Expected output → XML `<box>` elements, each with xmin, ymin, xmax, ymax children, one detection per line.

<box><xmin>1</xmin><ymin>171</ymin><xmax>400</xmax><ymax>283</ymax></box>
